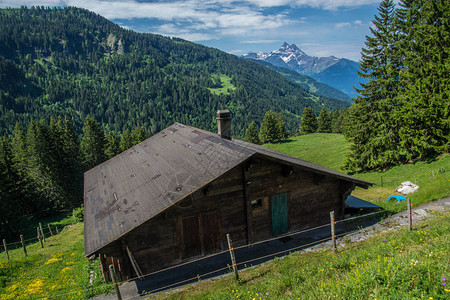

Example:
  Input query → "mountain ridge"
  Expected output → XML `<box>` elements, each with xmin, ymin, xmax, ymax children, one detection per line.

<box><xmin>243</xmin><ymin>42</ymin><xmax>363</xmax><ymax>98</ymax></box>
<box><xmin>0</xmin><ymin>7</ymin><xmax>350</xmax><ymax>137</ymax></box>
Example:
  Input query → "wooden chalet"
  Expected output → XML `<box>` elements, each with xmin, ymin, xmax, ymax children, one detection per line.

<box><xmin>84</xmin><ymin>110</ymin><xmax>373</xmax><ymax>281</ymax></box>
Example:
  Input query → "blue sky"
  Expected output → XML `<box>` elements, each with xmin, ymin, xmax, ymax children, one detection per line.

<box><xmin>0</xmin><ymin>0</ymin><xmax>386</xmax><ymax>61</ymax></box>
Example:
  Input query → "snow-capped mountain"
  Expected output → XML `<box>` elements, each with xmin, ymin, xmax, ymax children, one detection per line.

<box><xmin>243</xmin><ymin>42</ymin><xmax>363</xmax><ymax>98</ymax></box>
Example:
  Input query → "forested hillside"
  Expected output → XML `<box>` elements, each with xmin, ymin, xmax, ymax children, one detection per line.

<box><xmin>344</xmin><ymin>0</ymin><xmax>449</xmax><ymax>171</ymax></box>
<box><xmin>248</xmin><ymin>59</ymin><xmax>352</xmax><ymax>102</ymax></box>
<box><xmin>0</xmin><ymin>6</ymin><xmax>349</xmax><ymax>137</ymax></box>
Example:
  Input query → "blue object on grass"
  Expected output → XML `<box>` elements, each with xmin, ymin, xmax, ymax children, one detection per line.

<box><xmin>387</xmin><ymin>195</ymin><xmax>407</xmax><ymax>203</ymax></box>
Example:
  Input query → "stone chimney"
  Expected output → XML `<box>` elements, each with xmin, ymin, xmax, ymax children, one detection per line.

<box><xmin>216</xmin><ymin>109</ymin><xmax>231</xmax><ymax>140</ymax></box>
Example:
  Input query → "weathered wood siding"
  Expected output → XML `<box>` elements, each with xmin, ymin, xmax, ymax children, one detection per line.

<box><xmin>245</xmin><ymin>155</ymin><xmax>347</xmax><ymax>242</ymax></box>
<box><xmin>100</xmin><ymin>164</ymin><xmax>247</xmax><ymax>279</ymax></box>
<box><xmin>99</xmin><ymin>156</ymin><xmax>353</xmax><ymax>280</ymax></box>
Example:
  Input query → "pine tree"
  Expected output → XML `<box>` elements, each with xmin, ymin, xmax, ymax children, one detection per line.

<box><xmin>395</xmin><ymin>0</ymin><xmax>450</xmax><ymax>159</ymax></box>
<box><xmin>277</xmin><ymin>113</ymin><xmax>287</xmax><ymax>140</ymax></box>
<box><xmin>331</xmin><ymin>109</ymin><xmax>347</xmax><ymax>134</ymax></box>
<box><xmin>317</xmin><ymin>107</ymin><xmax>332</xmax><ymax>133</ymax></box>
<box><xmin>344</xmin><ymin>0</ymin><xmax>401</xmax><ymax>171</ymax></box>
<box><xmin>300</xmin><ymin>107</ymin><xmax>318</xmax><ymax>135</ymax></box>
<box><xmin>259</xmin><ymin>110</ymin><xmax>280</xmax><ymax>144</ymax></box>
<box><xmin>60</xmin><ymin>117</ymin><xmax>82</xmax><ymax>206</ymax></box>
<box><xmin>26</xmin><ymin>119</ymin><xmax>59</xmax><ymax>212</ymax></box>
<box><xmin>119</xmin><ymin>129</ymin><xmax>134</xmax><ymax>152</ymax></box>
<box><xmin>244</xmin><ymin>121</ymin><xmax>260</xmax><ymax>144</ymax></box>
<box><xmin>105</xmin><ymin>131</ymin><xmax>120</xmax><ymax>158</ymax></box>
<box><xmin>0</xmin><ymin>136</ymin><xmax>22</xmax><ymax>237</ymax></box>
<box><xmin>81</xmin><ymin>116</ymin><xmax>106</xmax><ymax>170</ymax></box>
<box><xmin>131</xmin><ymin>125</ymin><xmax>148</xmax><ymax>145</ymax></box>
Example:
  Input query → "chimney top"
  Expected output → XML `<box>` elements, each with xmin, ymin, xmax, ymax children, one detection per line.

<box><xmin>216</xmin><ymin>109</ymin><xmax>231</xmax><ymax>140</ymax></box>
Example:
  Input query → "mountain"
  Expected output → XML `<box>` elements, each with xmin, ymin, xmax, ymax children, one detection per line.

<box><xmin>249</xmin><ymin>59</ymin><xmax>351</xmax><ymax>102</ymax></box>
<box><xmin>0</xmin><ymin>7</ymin><xmax>350</xmax><ymax>137</ymax></box>
<box><xmin>243</xmin><ymin>42</ymin><xmax>363</xmax><ymax>98</ymax></box>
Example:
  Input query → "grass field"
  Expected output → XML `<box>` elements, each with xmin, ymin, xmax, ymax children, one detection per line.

<box><xmin>0</xmin><ymin>133</ymin><xmax>448</xmax><ymax>299</ymax></box>
<box><xmin>265</xmin><ymin>133</ymin><xmax>450</xmax><ymax>213</ymax></box>
<box><xmin>154</xmin><ymin>209</ymin><xmax>450</xmax><ymax>299</ymax></box>
<box><xmin>0</xmin><ymin>223</ymin><xmax>111</xmax><ymax>300</ymax></box>
<box><xmin>208</xmin><ymin>74</ymin><xmax>236</xmax><ymax>95</ymax></box>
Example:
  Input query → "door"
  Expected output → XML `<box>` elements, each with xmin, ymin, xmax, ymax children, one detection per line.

<box><xmin>201</xmin><ymin>211</ymin><xmax>222</xmax><ymax>254</ymax></box>
<box><xmin>180</xmin><ymin>211</ymin><xmax>222</xmax><ymax>259</ymax></box>
<box><xmin>271</xmin><ymin>193</ymin><xmax>288</xmax><ymax>235</ymax></box>
<box><xmin>182</xmin><ymin>215</ymin><xmax>202</xmax><ymax>258</ymax></box>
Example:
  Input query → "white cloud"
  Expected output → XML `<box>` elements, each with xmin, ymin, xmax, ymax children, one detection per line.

<box><xmin>241</xmin><ymin>40</ymin><xmax>281</xmax><ymax>44</ymax></box>
<box><xmin>243</xmin><ymin>0</ymin><xmax>380</xmax><ymax>10</ymax></box>
<box><xmin>335</xmin><ymin>22</ymin><xmax>351</xmax><ymax>28</ymax></box>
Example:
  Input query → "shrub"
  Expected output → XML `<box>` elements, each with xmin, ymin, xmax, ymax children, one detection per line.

<box><xmin>72</xmin><ymin>206</ymin><xmax>84</xmax><ymax>223</ymax></box>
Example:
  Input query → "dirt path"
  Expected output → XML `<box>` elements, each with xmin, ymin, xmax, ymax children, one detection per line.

<box><xmin>304</xmin><ymin>196</ymin><xmax>450</xmax><ymax>252</ymax></box>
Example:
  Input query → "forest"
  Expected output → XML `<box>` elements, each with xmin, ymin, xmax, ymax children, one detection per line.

<box><xmin>0</xmin><ymin>6</ymin><xmax>349</xmax><ymax>138</ymax></box>
<box><xmin>0</xmin><ymin>1</ymin><xmax>449</xmax><ymax>240</ymax></box>
<box><xmin>343</xmin><ymin>0</ymin><xmax>449</xmax><ymax>172</ymax></box>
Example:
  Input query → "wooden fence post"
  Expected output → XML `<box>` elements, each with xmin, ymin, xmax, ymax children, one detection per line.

<box><xmin>37</xmin><ymin>227</ymin><xmax>43</xmax><ymax>248</ymax></box>
<box><xmin>380</xmin><ymin>175</ymin><xmax>383</xmax><ymax>187</ymax></box>
<box><xmin>432</xmin><ymin>170</ymin><xmax>435</xmax><ymax>178</ymax></box>
<box><xmin>109</xmin><ymin>265</ymin><xmax>122</xmax><ymax>300</ymax></box>
<box><xmin>414</xmin><ymin>174</ymin><xmax>417</xmax><ymax>184</ymax></box>
<box><xmin>39</xmin><ymin>223</ymin><xmax>45</xmax><ymax>242</ymax></box>
<box><xmin>226</xmin><ymin>233</ymin><xmax>239</xmax><ymax>280</ymax></box>
<box><xmin>20</xmin><ymin>235</ymin><xmax>27</xmax><ymax>257</ymax></box>
<box><xmin>407</xmin><ymin>198</ymin><xmax>412</xmax><ymax>231</ymax></box>
<box><xmin>330</xmin><ymin>211</ymin><xmax>336</xmax><ymax>253</ymax></box>
<box><xmin>55</xmin><ymin>227</ymin><xmax>59</xmax><ymax>235</ymax></box>
<box><xmin>3</xmin><ymin>239</ymin><xmax>9</xmax><ymax>260</ymax></box>
<box><xmin>48</xmin><ymin>224</ymin><xmax>53</xmax><ymax>236</ymax></box>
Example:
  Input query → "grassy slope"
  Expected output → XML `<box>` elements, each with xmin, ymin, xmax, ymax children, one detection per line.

<box><xmin>154</xmin><ymin>133</ymin><xmax>450</xmax><ymax>299</ymax></box>
<box><xmin>0</xmin><ymin>223</ymin><xmax>110</xmax><ymax>299</ymax></box>
<box><xmin>208</xmin><ymin>74</ymin><xmax>236</xmax><ymax>95</ymax></box>
<box><xmin>156</xmin><ymin>210</ymin><xmax>450</xmax><ymax>299</ymax></box>
<box><xmin>265</xmin><ymin>133</ymin><xmax>450</xmax><ymax>213</ymax></box>
<box><xmin>1</xmin><ymin>133</ymin><xmax>448</xmax><ymax>299</ymax></box>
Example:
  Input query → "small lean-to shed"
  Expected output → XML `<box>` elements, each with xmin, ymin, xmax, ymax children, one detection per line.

<box><xmin>84</xmin><ymin>110</ymin><xmax>372</xmax><ymax>281</ymax></box>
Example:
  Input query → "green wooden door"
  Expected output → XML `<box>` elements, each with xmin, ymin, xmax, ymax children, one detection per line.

<box><xmin>271</xmin><ymin>193</ymin><xmax>288</xmax><ymax>235</ymax></box>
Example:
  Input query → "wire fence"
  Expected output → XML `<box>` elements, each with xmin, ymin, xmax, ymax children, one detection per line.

<box><xmin>0</xmin><ymin>223</ymin><xmax>62</xmax><ymax>260</ymax></box>
<box><xmin>116</xmin><ymin>208</ymin><xmax>392</xmax><ymax>298</ymax></box>
<box><xmin>32</xmin><ymin>209</ymin><xmax>390</xmax><ymax>299</ymax></box>
<box><xmin>17</xmin><ymin>207</ymin><xmax>402</xmax><ymax>299</ymax></box>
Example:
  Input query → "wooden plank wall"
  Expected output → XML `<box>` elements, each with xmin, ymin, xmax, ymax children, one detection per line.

<box><xmin>246</xmin><ymin>155</ymin><xmax>344</xmax><ymax>242</ymax></box>
<box><xmin>99</xmin><ymin>156</ymin><xmax>353</xmax><ymax>280</ymax></box>
<box><xmin>100</xmin><ymin>164</ymin><xmax>248</xmax><ymax>279</ymax></box>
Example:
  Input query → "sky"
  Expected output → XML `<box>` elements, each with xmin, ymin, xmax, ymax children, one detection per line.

<box><xmin>0</xmin><ymin>0</ymin><xmax>386</xmax><ymax>61</ymax></box>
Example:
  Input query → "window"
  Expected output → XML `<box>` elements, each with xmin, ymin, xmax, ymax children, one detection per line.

<box><xmin>251</xmin><ymin>199</ymin><xmax>262</xmax><ymax>209</ymax></box>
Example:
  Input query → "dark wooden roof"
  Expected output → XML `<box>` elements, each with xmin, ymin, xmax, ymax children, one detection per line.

<box><xmin>84</xmin><ymin>123</ymin><xmax>372</xmax><ymax>256</ymax></box>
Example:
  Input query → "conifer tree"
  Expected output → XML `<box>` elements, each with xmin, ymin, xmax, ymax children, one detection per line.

<box><xmin>0</xmin><ymin>136</ymin><xmax>21</xmax><ymax>237</ymax></box>
<box><xmin>244</xmin><ymin>121</ymin><xmax>260</xmax><ymax>144</ymax></box>
<box><xmin>105</xmin><ymin>131</ymin><xmax>120</xmax><ymax>158</ymax></box>
<box><xmin>344</xmin><ymin>0</ymin><xmax>400</xmax><ymax>171</ymax></box>
<box><xmin>259</xmin><ymin>110</ymin><xmax>280</xmax><ymax>144</ymax></box>
<box><xmin>317</xmin><ymin>107</ymin><xmax>332</xmax><ymax>133</ymax></box>
<box><xmin>81</xmin><ymin>116</ymin><xmax>106</xmax><ymax>170</ymax></box>
<box><xmin>300</xmin><ymin>107</ymin><xmax>318</xmax><ymax>135</ymax></box>
<box><xmin>277</xmin><ymin>113</ymin><xmax>287</xmax><ymax>140</ymax></box>
<box><xmin>119</xmin><ymin>129</ymin><xmax>134</xmax><ymax>152</ymax></box>
<box><xmin>395</xmin><ymin>0</ymin><xmax>450</xmax><ymax>159</ymax></box>
<box><xmin>26</xmin><ymin>120</ymin><xmax>59</xmax><ymax>212</ymax></box>
<box><xmin>131</xmin><ymin>126</ymin><xmax>149</xmax><ymax>145</ymax></box>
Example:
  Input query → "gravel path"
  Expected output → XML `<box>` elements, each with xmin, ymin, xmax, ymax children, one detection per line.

<box><xmin>303</xmin><ymin>196</ymin><xmax>450</xmax><ymax>252</ymax></box>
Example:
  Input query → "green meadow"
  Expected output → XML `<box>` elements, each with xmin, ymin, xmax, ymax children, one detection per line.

<box><xmin>265</xmin><ymin>133</ymin><xmax>450</xmax><ymax>213</ymax></box>
<box><xmin>208</xmin><ymin>74</ymin><xmax>236</xmax><ymax>95</ymax></box>
<box><xmin>0</xmin><ymin>133</ymin><xmax>448</xmax><ymax>299</ymax></box>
